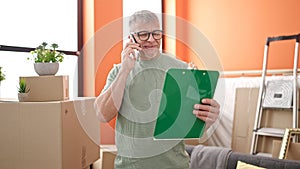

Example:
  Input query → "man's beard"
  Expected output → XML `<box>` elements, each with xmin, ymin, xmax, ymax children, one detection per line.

<box><xmin>139</xmin><ymin>49</ymin><xmax>160</xmax><ymax>60</ymax></box>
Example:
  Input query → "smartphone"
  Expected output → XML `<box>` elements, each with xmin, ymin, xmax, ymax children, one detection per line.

<box><xmin>130</xmin><ymin>34</ymin><xmax>140</xmax><ymax>60</ymax></box>
<box><xmin>130</xmin><ymin>34</ymin><xmax>138</xmax><ymax>43</ymax></box>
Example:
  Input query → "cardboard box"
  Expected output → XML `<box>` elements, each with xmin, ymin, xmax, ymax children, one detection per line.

<box><xmin>272</xmin><ymin>140</ymin><xmax>300</xmax><ymax>161</ymax></box>
<box><xmin>100</xmin><ymin>145</ymin><xmax>117</xmax><ymax>169</ymax></box>
<box><xmin>232</xmin><ymin>88</ymin><xmax>259</xmax><ymax>153</ymax></box>
<box><xmin>256</xmin><ymin>136</ymin><xmax>282</xmax><ymax>154</ymax></box>
<box><xmin>20</xmin><ymin>75</ymin><xmax>69</xmax><ymax>101</ymax></box>
<box><xmin>0</xmin><ymin>97</ymin><xmax>100</xmax><ymax>169</ymax></box>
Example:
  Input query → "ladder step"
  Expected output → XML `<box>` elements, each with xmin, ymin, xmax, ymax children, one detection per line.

<box><xmin>261</xmin><ymin>105</ymin><xmax>293</xmax><ymax>109</ymax></box>
<box><xmin>255</xmin><ymin>128</ymin><xmax>285</xmax><ymax>137</ymax></box>
<box><xmin>262</xmin><ymin>80</ymin><xmax>293</xmax><ymax>108</ymax></box>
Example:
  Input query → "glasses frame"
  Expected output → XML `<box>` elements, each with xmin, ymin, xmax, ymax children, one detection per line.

<box><xmin>130</xmin><ymin>30</ymin><xmax>163</xmax><ymax>42</ymax></box>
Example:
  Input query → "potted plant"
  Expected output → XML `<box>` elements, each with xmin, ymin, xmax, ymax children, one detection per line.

<box><xmin>28</xmin><ymin>42</ymin><xmax>65</xmax><ymax>76</ymax></box>
<box><xmin>0</xmin><ymin>66</ymin><xmax>5</xmax><ymax>82</ymax></box>
<box><xmin>0</xmin><ymin>66</ymin><xmax>5</xmax><ymax>97</ymax></box>
<box><xmin>17</xmin><ymin>78</ymin><xmax>30</xmax><ymax>102</ymax></box>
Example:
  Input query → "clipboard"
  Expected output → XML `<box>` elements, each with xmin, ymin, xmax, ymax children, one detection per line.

<box><xmin>153</xmin><ymin>68</ymin><xmax>219</xmax><ymax>139</ymax></box>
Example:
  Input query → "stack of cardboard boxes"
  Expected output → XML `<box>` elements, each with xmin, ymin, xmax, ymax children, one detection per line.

<box><xmin>0</xmin><ymin>75</ymin><xmax>100</xmax><ymax>169</ymax></box>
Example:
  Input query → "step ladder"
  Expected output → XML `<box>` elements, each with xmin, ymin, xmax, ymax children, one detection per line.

<box><xmin>250</xmin><ymin>34</ymin><xmax>300</xmax><ymax>155</ymax></box>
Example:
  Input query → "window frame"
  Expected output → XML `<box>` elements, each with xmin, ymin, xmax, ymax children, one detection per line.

<box><xmin>0</xmin><ymin>0</ymin><xmax>84</xmax><ymax>96</ymax></box>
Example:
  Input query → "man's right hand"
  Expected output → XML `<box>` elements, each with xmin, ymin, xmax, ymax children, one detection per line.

<box><xmin>121</xmin><ymin>40</ymin><xmax>142</xmax><ymax>72</ymax></box>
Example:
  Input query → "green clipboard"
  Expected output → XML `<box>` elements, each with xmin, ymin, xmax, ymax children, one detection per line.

<box><xmin>153</xmin><ymin>68</ymin><xmax>219</xmax><ymax>139</ymax></box>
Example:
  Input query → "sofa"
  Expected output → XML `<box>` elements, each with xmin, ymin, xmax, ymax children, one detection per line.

<box><xmin>186</xmin><ymin>145</ymin><xmax>300</xmax><ymax>169</ymax></box>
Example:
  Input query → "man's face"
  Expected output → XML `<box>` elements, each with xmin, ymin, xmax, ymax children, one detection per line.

<box><xmin>131</xmin><ymin>21</ymin><xmax>161</xmax><ymax>60</ymax></box>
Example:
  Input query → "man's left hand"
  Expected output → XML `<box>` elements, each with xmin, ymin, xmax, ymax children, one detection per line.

<box><xmin>193</xmin><ymin>98</ymin><xmax>220</xmax><ymax>128</ymax></box>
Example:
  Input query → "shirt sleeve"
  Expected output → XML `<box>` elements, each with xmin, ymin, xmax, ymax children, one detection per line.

<box><xmin>100</xmin><ymin>64</ymin><xmax>121</xmax><ymax>94</ymax></box>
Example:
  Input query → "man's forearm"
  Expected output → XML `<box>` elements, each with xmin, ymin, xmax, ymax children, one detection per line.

<box><xmin>94</xmin><ymin>69</ymin><xmax>130</xmax><ymax>122</ymax></box>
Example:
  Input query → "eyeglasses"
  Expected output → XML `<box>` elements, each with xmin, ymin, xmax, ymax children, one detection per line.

<box><xmin>130</xmin><ymin>30</ymin><xmax>163</xmax><ymax>41</ymax></box>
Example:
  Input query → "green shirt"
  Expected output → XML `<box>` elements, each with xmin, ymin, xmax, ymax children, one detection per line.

<box><xmin>102</xmin><ymin>54</ymin><xmax>190</xmax><ymax>169</ymax></box>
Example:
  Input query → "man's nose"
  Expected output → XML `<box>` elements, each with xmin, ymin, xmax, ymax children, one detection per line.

<box><xmin>147</xmin><ymin>33</ymin><xmax>155</xmax><ymax>41</ymax></box>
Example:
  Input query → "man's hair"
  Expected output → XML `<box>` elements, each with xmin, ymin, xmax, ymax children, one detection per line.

<box><xmin>129</xmin><ymin>10</ymin><xmax>160</xmax><ymax>31</ymax></box>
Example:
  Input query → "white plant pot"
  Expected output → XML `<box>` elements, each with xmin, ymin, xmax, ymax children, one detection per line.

<box><xmin>18</xmin><ymin>93</ymin><xmax>29</xmax><ymax>102</ymax></box>
<box><xmin>34</xmin><ymin>62</ymin><xmax>59</xmax><ymax>76</ymax></box>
